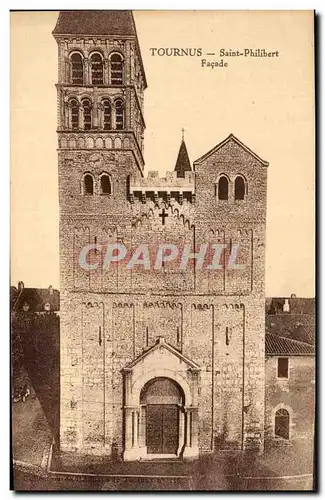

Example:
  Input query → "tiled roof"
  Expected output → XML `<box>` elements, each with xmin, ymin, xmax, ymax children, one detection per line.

<box><xmin>267</xmin><ymin>297</ymin><xmax>315</xmax><ymax>316</ymax></box>
<box><xmin>174</xmin><ymin>140</ymin><xmax>192</xmax><ymax>178</ymax></box>
<box><xmin>13</xmin><ymin>287</ymin><xmax>60</xmax><ymax>312</ymax></box>
<box><xmin>53</xmin><ymin>10</ymin><xmax>136</xmax><ymax>36</ymax></box>
<box><xmin>266</xmin><ymin>315</ymin><xmax>315</xmax><ymax>345</ymax></box>
<box><xmin>265</xmin><ymin>297</ymin><xmax>315</xmax><ymax>345</ymax></box>
<box><xmin>265</xmin><ymin>332</ymin><xmax>314</xmax><ymax>356</ymax></box>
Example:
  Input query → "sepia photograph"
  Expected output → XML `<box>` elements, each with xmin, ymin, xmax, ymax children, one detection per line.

<box><xmin>10</xmin><ymin>9</ymin><xmax>315</xmax><ymax>491</ymax></box>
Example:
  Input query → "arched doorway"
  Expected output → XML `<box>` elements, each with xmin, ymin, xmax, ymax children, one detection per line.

<box><xmin>275</xmin><ymin>408</ymin><xmax>290</xmax><ymax>440</ymax></box>
<box><xmin>140</xmin><ymin>377</ymin><xmax>184</xmax><ymax>455</ymax></box>
<box><xmin>122</xmin><ymin>338</ymin><xmax>200</xmax><ymax>461</ymax></box>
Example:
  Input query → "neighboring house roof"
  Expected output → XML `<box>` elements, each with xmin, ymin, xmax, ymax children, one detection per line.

<box><xmin>266</xmin><ymin>314</ymin><xmax>315</xmax><ymax>346</ymax></box>
<box><xmin>267</xmin><ymin>297</ymin><xmax>315</xmax><ymax>316</ymax></box>
<box><xmin>194</xmin><ymin>134</ymin><xmax>269</xmax><ymax>166</ymax></box>
<box><xmin>174</xmin><ymin>140</ymin><xmax>192</xmax><ymax>178</ymax></box>
<box><xmin>266</xmin><ymin>297</ymin><xmax>315</xmax><ymax>345</ymax></box>
<box><xmin>13</xmin><ymin>286</ymin><xmax>60</xmax><ymax>312</ymax></box>
<box><xmin>265</xmin><ymin>332</ymin><xmax>315</xmax><ymax>356</ymax></box>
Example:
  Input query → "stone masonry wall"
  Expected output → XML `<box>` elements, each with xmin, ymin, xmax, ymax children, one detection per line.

<box><xmin>265</xmin><ymin>356</ymin><xmax>315</xmax><ymax>445</ymax></box>
<box><xmin>60</xmin><ymin>293</ymin><xmax>266</xmax><ymax>455</ymax></box>
<box><xmin>59</xmin><ymin>136</ymin><xmax>267</xmax><ymax>455</ymax></box>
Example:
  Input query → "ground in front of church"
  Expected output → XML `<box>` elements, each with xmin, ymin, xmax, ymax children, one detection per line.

<box><xmin>12</xmin><ymin>377</ymin><xmax>314</xmax><ymax>491</ymax></box>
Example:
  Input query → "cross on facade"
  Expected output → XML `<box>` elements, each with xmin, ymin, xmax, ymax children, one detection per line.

<box><xmin>159</xmin><ymin>208</ymin><xmax>168</xmax><ymax>225</ymax></box>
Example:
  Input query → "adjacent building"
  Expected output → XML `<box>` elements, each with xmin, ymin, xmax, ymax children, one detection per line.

<box><xmin>265</xmin><ymin>297</ymin><xmax>315</xmax><ymax>447</ymax></box>
<box><xmin>11</xmin><ymin>282</ymin><xmax>60</xmax><ymax>314</ymax></box>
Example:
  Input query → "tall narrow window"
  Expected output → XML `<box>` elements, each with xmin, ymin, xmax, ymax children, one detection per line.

<box><xmin>102</xmin><ymin>99</ymin><xmax>111</xmax><ymax>130</ymax></box>
<box><xmin>100</xmin><ymin>174</ymin><xmax>111</xmax><ymax>195</ymax></box>
<box><xmin>70</xmin><ymin>98</ymin><xmax>79</xmax><ymax>129</ymax></box>
<box><xmin>83</xmin><ymin>174</ymin><xmax>94</xmax><ymax>195</ymax></box>
<box><xmin>226</xmin><ymin>326</ymin><xmax>232</xmax><ymax>346</ymax></box>
<box><xmin>115</xmin><ymin>99</ymin><xmax>124</xmax><ymax>130</ymax></box>
<box><xmin>82</xmin><ymin>98</ymin><xmax>92</xmax><ymax>130</ymax></box>
<box><xmin>110</xmin><ymin>53</ymin><xmax>123</xmax><ymax>85</ymax></box>
<box><xmin>277</xmin><ymin>357</ymin><xmax>289</xmax><ymax>379</ymax></box>
<box><xmin>218</xmin><ymin>176</ymin><xmax>229</xmax><ymax>200</ymax></box>
<box><xmin>275</xmin><ymin>409</ymin><xmax>290</xmax><ymax>439</ymax></box>
<box><xmin>70</xmin><ymin>53</ymin><xmax>83</xmax><ymax>84</ymax></box>
<box><xmin>235</xmin><ymin>176</ymin><xmax>246</xmax><ymax>200</ymax></box>
<box><xmin>90</xmin><ymin>53</ymin><xmax>104</xmax><ymax>85</ymax></box>
<box><xmin>177</xmin><ymin>326</ymin><xmax>180</xmax><ymax>343</ymax></box>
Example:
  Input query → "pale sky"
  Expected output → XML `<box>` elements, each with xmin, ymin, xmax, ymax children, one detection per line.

<box><xmin>10</xmin><ymin>10</ymin><xmax>315</xmax><ymax>296</ymax></box>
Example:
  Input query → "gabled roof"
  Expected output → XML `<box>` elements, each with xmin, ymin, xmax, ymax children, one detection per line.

<box><xmin>266</xmin><ymin>297</ymin><xmax>315</xmax><ymax>345</ymax></box>
<box><xmin>13</xmin><ymin>286</ymin><xmax>60</xmax><ymax>313</ymax></box>
<box><xmin>174</xmin><ymin>140</ymin><xmax>192</xmax><ymax>178</ymax></box>
<box><xmin>266</xmin><ymin>315</ymin><xmax>315</xmax><ymax>346</ymax></box>
<box><xmin>123</xmin><ymin>336</ymin><xmax>200</xmax><ymax>371</ymax></box>
<box><xmin>194</xmin><ymin>134</ymin><xmax>269</xmax><ymax>166</ymax></box>
<box><xmin>53</xmin><ymin>10</ymin><xmax>136</xmax><ymax>36</ymax></box>
<box><xmin>265</xmin><ymin>332</ymin><xmax>315</xmax><ymax>356</ymax></box>
<box><xmin>267</xmin><ymin>297</ymin><xmax>315</xmax><ymax>316</ymax></box>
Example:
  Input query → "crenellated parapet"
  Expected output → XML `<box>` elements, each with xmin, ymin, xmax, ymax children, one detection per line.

<box><xmin>129</xmin><ymin>170</ymin><xmax>195</xmax><ymax>203</ymax></box>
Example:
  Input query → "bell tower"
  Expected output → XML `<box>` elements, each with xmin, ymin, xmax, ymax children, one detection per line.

<box><xmin>53</xmin><ymin>10</ymin><xmax>146</xmax><ymax>174</ymax></box>
<box><xmin>53</xmin><ymin>9</ymin><xmax>148</xmax><ymax>295</ymax></box>
<box><xmin>53</xmin><ymin>10</ymin><xmax>147</xmax><ymax>454</ymax></box>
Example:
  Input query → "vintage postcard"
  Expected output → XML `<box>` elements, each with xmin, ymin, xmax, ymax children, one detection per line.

<box><xmin>11</xmin><ymin>10</ymin><xmax>315</xmax><ymax>491</ymax></box>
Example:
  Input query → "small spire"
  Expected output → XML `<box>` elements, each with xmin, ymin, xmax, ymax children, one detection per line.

<box><xmin>174</xmin><ymin>136</ymin><xmax>192</xmax><ymax>178</ymax></box>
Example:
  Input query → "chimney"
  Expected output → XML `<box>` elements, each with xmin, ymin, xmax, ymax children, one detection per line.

<box><xmin>49</xmin><ymin>285</ymin><xmax>53</xmax><ymax>295</ymax></box>
<box><xmin>291</xmin><ymin>293</ymin><xmax>296</xmax><ymax>298</ymax></box>
<box><xmin>283</xmin><ymin>298</ymin><xmax>290</xmax><ymax>313</ymax></box>
<box><xmin>18</xmin><ymin>281</ymin><xmax>24</xmax><ymax>291</ymax></box>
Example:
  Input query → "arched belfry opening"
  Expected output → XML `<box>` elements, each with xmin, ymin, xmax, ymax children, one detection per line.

<box><xmin>140</xmin><ymin>377</ymin><xmax>184</xmax><ymax>455</ymax></box>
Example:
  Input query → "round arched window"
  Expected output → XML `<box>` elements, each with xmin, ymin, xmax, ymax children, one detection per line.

<box><xmin>235</xmin><ymin>176</ymin><xmax>246</xmax><ymax>200</ymax></box>
<box><xmin>70</xmin><ymin>53</ymin><xmax>83</xmax><ymax>84</ymax></box>
<box><xmin>83</xmin><ymin>174</ymin><xmax>94</xmax><ymax>195</ymax></box>
<box><xmin>115</xmin><ymin>99</ymin><xmax>124</xmax><ymax>130</ymax></box>
<box><xmin>90</xmin><ymin>53</ymin><xmax>104</xmax><ymax>85</ymax></box>
<box><xmin>69</xmin><ymin>98</ymin><xmax>79</xmax><ymax>129</ymax></box>
<box><xmin>102</xmin><ymin>100</ymin><xmax>111</xmax><ymax>130</ymax></box>
<box><xmin>218</xmin><ymin>176</ymin><xmax>229</xmax><ymax>200</ymax></box>
<box><xmin>82</xmin><ymin>99</ymin><xmax>91</xmax><ymax>130</ymax></box>
<box><xmin>100</xmin><ymin>174</ymin><xmax>111</xmax><ymax>195</ymax></box>
<box><xmin>82</xmin><ymin>99</ymin><xmax>92</xmax><ymax>130</ymax></box>
<box><xmin>110</xmin><ymin>53</ymin><xmax>123</xmax><ymax>85</ymax></box>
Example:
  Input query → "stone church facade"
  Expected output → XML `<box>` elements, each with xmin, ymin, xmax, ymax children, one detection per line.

<box><xmin>53</xmin><ymin>11</ymin><xmax>268</xmax><ymax>460</ymax></box>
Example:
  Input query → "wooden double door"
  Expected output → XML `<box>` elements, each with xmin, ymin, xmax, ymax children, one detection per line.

<box><xmin>146</xmin><ymin>404</ymin><xmax>179</xmax><ymax>454</ymax></box>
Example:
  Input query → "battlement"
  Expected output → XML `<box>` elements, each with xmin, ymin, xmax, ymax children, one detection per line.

<box><xmin>129</xmin><ymin>170</ymin><xmax>195</xmax><ymax>203</ymax></box>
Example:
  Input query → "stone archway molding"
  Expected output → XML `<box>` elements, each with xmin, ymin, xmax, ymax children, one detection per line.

<box><xmin>271</xmin><ymin>403</ymin><xmax>293</xmax><ymax>440</ymax></box>
<box><xmin>130</xmin><ymin>368</ymin><xmax>192</xmax><ymax>407</ymax></box>
<box><xmin>122</xmin><ymin>337</ymin><xmax>200</xmax><ymax>461</ymax></box>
